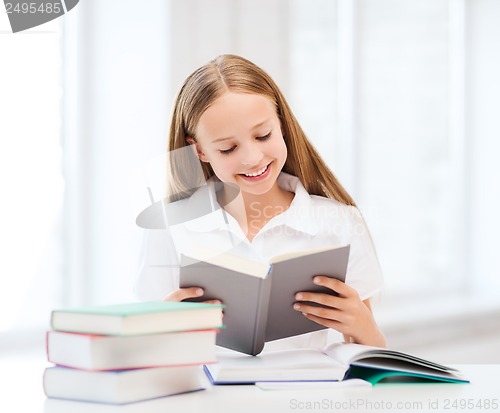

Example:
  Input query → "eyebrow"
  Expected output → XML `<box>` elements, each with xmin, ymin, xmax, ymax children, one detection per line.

<box><xmin>212</xmin><ymin>119</ymin><xmax>271</xmax><ymax>143</ymax></box>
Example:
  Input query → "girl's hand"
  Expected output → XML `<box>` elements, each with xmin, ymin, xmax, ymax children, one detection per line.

<box><xmin>163</xmin><ymin>287</ymin><xmax>222</xmax><ymax>305</ymax></box>
<box><xmin>293</xmin><ymin>276</ymin><xmax>386</xmax><ymax>347</ymax></box>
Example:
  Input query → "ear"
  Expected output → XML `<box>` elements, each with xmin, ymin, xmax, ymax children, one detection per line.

<box><xmin>186</xmin><ymin>137</ymin><xmax>209</xmax><ymax>163</ymax></box>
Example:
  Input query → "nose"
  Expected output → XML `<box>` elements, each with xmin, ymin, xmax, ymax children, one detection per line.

<box><xmin>240</xmin><ymin>142</ymin><xmax>264</xmax><ymax>166</ymax></box>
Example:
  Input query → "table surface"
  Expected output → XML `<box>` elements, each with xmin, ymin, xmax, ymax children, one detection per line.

<box><xmin>3</xmin><ymin>353</ymin><xmax>500</xmax><ymax>413</ymax></box>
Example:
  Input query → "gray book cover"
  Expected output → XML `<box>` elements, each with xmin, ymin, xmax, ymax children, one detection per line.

<box><xmin>180</xmin><ymin>245</ymin><xmax>350</xmax><ymax>355</ymax></box>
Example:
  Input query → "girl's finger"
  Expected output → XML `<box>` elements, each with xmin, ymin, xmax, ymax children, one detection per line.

<box><xmin>293</xmin><ymin>302</ymin><xmax>344</xmax><ymax>322</ymax></box>
<box><xmin>204</xmin><ymin>299</ymin><xmax>223</xmax><ymax>305</ymax></box>
<box><xmin>302</xmin><ymin>313</ymin><xmax>346</xmax><ymax>333</ymax></box>
<box><xmin>163</xmin><ymin>287</ymin><xmax>204</xmax><ymax>302</ymax></box>
<box><xmin>312</xmin><ymin>276</ymin><xmax>358</xmax><ymax>298</ymax></box>
<box><xmin>294</xmin><ymin>292</ymin><xmax>344</xmax><ymax>309</ymax></box>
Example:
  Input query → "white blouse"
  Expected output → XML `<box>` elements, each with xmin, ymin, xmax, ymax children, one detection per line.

<box><xmin>135</xmin><ymin>172</ymin><xmax>384</xmax><ymax>351</ymax></box>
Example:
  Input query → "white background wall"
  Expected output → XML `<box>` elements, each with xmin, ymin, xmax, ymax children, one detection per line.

<box><xmin>1</xmin><ymin>0</ymin><xmax>499</xmax><ymax>362</ymax></box>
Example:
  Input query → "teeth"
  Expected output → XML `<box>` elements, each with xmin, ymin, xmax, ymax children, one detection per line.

<box><xmin>244</xmin><ymin>165</ymin><xmax>268</xmax><ymax>177</ymax></box>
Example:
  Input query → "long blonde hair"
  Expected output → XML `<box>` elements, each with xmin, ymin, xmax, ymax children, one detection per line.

<box><xmin>168</xmin><ymin>54</ymin><xmax>356</xmax><ymax>207</ymax></box>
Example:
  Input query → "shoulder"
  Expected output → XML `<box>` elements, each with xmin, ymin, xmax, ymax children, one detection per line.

<box><xmin>311</xmin><ymin>195</ymin><xmax>360</xmax><ymax>214</ymax></box>
<box><xmin>308</xmin><ymin>192</ymin><xmax>359</xmax><ymax>218</ymax></box>
<box><xmin>309</xmin><ymin>193</ymin><xmax>351</xmax><ymax>210</ymax></box>
<box><xmin>281</xmin><ymin>172</ymin><xmax>358</xmax><ymax>217</ymax></box>
<box><xmin>284</xmin><ymin>177</ymin><xmax>364</xmax><ymax>239</ymax></box>
<box><xmin>307</xmin><ymin>195</ymin><xmax>363</xmax><ymax>232</ymax></box>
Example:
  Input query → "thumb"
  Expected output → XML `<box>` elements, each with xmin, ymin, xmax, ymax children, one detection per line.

<box><xmin>163</xmin><ymin>287</ymin><xmax>203</xmax><ymax>302</ymax></box>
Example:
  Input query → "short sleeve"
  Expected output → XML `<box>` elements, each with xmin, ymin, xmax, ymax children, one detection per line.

<box><xmin>134</xmin><ymin>228</ymin><xmax>180</xmax><ymax>301</ymax></box>
<box><xmin>344</xmin><ymin>206</ymin><xmax>384</xmax><ymax>300</ymax></box>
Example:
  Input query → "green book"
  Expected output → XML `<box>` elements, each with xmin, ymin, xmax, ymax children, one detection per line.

<box><xmin>346</xmin><ymin>364</ymin><xmax>468</xmax><ymax>385</ymax></box>
<box><xmin>50</xmin><ymin>301</ymin><xmax>224</xmax><ymax>336</ymax></box>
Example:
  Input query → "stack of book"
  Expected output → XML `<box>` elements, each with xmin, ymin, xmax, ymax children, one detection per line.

<box><xmin>43</xmin><ymin>301</ymin><xmax>224</xmax><ymax>404</ymax></box>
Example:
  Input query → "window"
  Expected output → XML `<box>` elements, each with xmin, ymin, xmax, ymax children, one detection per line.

<box><xmin>0</xmin><ymin>17</ymin><xmax>63</xmax><ymax>333</ymax></box>
<box><xmin>289</xmin><ymin>0</ymin><xmax>469</xmax><ymax>298</ymax></box>
<box><xmin>2</xmin><ymin>0</ymin><xmax>498</xmax><ymax>342</ymax></box>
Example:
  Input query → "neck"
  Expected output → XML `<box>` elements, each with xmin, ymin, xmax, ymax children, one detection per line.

<box><xmin>242</xmin><ymin>182</ymin><xmax>291</xmax><ymax>216</ymax></box>
<box><xmin>220</xmin><ymin>181</ymin><xmax>294</xmax><ymax>241</ymax></box>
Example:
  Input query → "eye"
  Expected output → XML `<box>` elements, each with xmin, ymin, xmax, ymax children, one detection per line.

<box><xmin>219</xmin><ymin>145</ymin><xmax>236</xmax><ymax>155</ymax></box>
<box><xmin>256</xmin><ymin>131</ymin><xmax>272</xmax><ymax>141</ymax></box>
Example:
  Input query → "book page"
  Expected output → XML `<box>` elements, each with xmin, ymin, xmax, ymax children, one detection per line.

<box><xmin>182</xmin><ymin>244</ymin><xmax>270</xmax><ymax>278</ymax></box>
<box><xmin>323</xmin><ymin>342</ymin><xmax>382</xmax><ymax>365</ymax></box>
<box><xmin>208</xmin><ymin>347</ymin><xmax>347</xmax><ymax>382</ymax></box>
<box><xmin>216</xmin><ymin>348</ymin><xmax>345</xmax><ymax>370</ymax></box>
<box><xmin>324</xmin><ymin>343</ymin><xmax>461</xmax><ymax>376</ymax></box>
<box><xmin>351</xmin><ymin>358</ymin><xmax>467</xmax><ymax>380</ymax></box>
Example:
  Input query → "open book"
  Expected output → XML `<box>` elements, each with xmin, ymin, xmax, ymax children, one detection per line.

<box><xmin>204</xmin><ymin>343</ymin><xmax>469</xmax><ymax>385</ymax></box>
<box><xmin>179</xmin><ymin>245</ymin><xmax>350</xmax><ymax>355</ymax></box>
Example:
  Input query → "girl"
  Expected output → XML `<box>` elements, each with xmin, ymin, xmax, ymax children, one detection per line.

<box><xmin>136</xmin><ymin>54</ymin><xmax>386</xmax><ymax>349</ymax></box>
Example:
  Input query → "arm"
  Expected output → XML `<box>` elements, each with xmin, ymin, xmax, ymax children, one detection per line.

<box><xmin>135</xmin><ymin>229</ymin><xmax>220</xmax><ymax>303</ymax></box>
<box><xmin>293</xmin><ymin>276</ymin><xmax>386</xmax><ymax>348</ymax></box>
<box><xmin>134</xmin><ymin>229</ymin><xmax>179</xmax><ymax>301</ymax></box>
<box><xmin>343</xmin><ymin>299</ymin><xmax>386</xmax><ymax>347</ymax></box>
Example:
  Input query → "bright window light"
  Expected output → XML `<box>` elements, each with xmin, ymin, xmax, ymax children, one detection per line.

<box><xmin>0</xmin><ymin>15</ymin><xmax>63</xmax><ymax>332</ymax></box>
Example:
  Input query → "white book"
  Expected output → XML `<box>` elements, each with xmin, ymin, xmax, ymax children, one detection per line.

<box><xmin>47</xmin><ymin>329</ymin><xmax>218</xmax><ymax>371</ymax></box>
<box><xmin>43</xmin><ymin>365</ymin><xmax>204</xmax><ymax>404</ymax></box>
<box><xmin>204</xmin><ymin>343</ymin><xmax>469</xmax><ymax>385</ymax></box>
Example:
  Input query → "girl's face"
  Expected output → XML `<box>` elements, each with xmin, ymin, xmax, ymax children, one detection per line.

<box><xmin>191</xmin><ymin>92</ymin><xmax>287</xmax><ymax>196</ymax></box>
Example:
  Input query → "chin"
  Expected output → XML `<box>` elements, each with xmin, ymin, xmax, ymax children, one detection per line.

<box><xmin>237</xmin><ymin>178</ymin><xmax>279</xmax><ymax>197</ymax></box>
<box><xmin>241</xmin><ymin>187</ymin><xmax>273</xmax><ymax>197</ymax></box>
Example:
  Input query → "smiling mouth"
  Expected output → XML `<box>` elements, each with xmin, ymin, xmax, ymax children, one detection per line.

<box><xmin>241</xmin><ymin>163</ymin><xmax>270</xmax><ymax>177</ymax></box>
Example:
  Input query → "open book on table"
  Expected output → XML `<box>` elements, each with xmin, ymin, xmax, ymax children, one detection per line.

<box><xmin>179</xmin><ymin>244</ymin><xmax>350</xmax><ymax>356</ymax></box>
<box><xmin>204</xmin><ymin>342</ymin><xmax>469</xmax><ymax>385</ymax></box>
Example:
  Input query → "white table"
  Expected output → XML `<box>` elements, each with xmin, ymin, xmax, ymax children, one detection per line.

<box><xmin>3</xmin><ymin>355</ymin><xmax>500</xmax><ymax>413</ymax></box>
